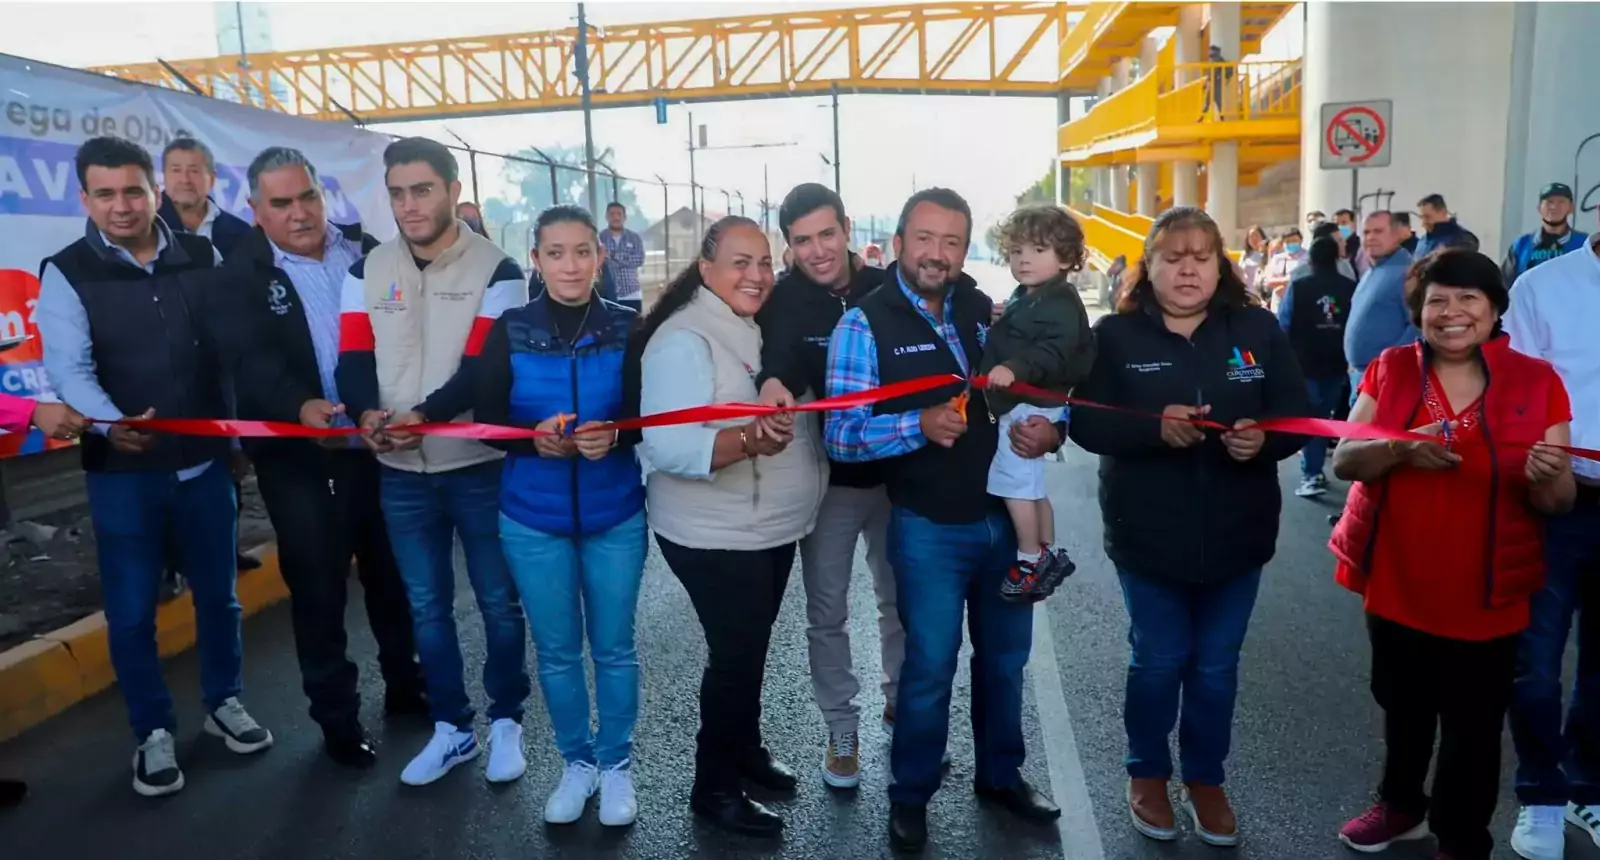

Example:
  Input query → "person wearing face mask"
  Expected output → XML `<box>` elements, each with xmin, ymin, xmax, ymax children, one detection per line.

<box><xmin>636</xmin><ymin>216</ymin><xmax>827</xmax><ymax>837</ymax></box>
<box><xmin>223</xmin><ymin>146</ymin><xmax>425</xmax><ymax>769</ymax></box>
<box><xmin>1331</xmin><ymin>250</ymin><xmax>1574</xmax><ymax>860</ymax></box>
<box><xmin>1291</xmin><ymin>221</ymin><xmax>1358</xmax><ymax>284</ymax></box>
<box><xmin>825</xmin><ymin>188</ymin><xmax>1068</xmax><ymax>851</ymax></box>
<box><xmin>1334</xmin><ymin>208</ymin><xmax>1366</xmax><ymax>275</ymax></box>
<box><xmin>1503</xmin><ymin>183</ymin><xmax>1588</xmax><ymax>286</ymax></box>
<box><xmin>474</xmin><ymin>205</ymin><xmax>645</xmax><ymax>828</ymax></box>
<box><xmin>1069</xmin><ymin>206</ymin><xmax>1310</xmax><ymax>848</ymax></box>
<box><xmin>1261</xmin><ymin>227</ymin><xmax>1307</xmax><ymax>305</ymax></box>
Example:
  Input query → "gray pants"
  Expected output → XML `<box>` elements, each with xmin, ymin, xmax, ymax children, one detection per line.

<box><xmin>799</xmin><ymin>483</ymin><xmax>902</xmax><ymax>734</ymax></box>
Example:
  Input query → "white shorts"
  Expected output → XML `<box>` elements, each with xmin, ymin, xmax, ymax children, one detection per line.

<box><xmin>987</xmin><ymin>403</ymin><xmax>1065</xmax><ymax>501</ymax></box>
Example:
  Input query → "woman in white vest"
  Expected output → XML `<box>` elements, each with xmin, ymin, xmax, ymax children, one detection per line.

<box><xmin>638</xmin><ymin>216</ymin><xmax>828</xmax><ymax>838</ymax></box>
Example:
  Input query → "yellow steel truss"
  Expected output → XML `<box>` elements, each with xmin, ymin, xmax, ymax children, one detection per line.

<box><xmin>89</xmin><ymin>3</ymin><xmax>1081</xmax><ymax>122</ymax></box>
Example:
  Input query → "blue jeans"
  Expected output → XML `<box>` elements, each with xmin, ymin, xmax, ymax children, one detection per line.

<box><xmin>886</xmin><ymin>507</ymin><xmax>1033</xmax><ymax>804</ymax></box>
<box><xmin>1300</xmin><ymin>377</ymin><xmax>1347</xmax><ymax>479</ymax></box>
<box><xmin>380</xmin><ymin>462</ymin><xmax>528</xmax><ymax>727</ymax></box>
<box><xmin>85</xmin><ymin>461</ymin><xmax>241</xmax><ymax>740</ymax></box>
<box><xmin>1511</xmin><ymin>496</ymin><xmax>1600</xmax><ymax>805</ymax></box>
<box><xmin>1118</xmin><ymin>567</ymin><xmax>1262</xmax><ymax>785</ymax></box>
<box><xmin>500</xmin><ymin>510</ymin><xmax>647</xmax><ymax>768</ymax></box>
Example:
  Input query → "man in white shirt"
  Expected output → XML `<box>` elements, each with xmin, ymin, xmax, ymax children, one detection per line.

<box><xmin>1505</xmin><ymin>231</ymin><xmax>1600</xmax><ymax>858</ymax></box>
<box><xmin>157</xmin><ymin>138</ymin><xmax>251</xmax><ymax>258</ymax></box>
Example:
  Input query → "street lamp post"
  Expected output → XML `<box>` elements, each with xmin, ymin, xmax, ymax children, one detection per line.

<box><xmin>575</xmin><ymin>3</ymin><xmax>599</xmax><ymax>218</ymax></box>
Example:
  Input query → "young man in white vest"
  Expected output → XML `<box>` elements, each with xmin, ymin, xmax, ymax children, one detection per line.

<box><xmin>331</xmin><ymin>137</ymin><xmax>531</xmax><ymax>788</ymax></box>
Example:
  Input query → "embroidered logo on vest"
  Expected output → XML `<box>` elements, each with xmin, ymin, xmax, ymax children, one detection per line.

<box><xmin>267</xmin><ymin>280</ymin><xmax>290</xmax><ymax>316</ymax></box>
<box><xmin>1226</xmin><ymin>347</ymin><xmax>1265</xmax><ymax>382</ymax></box>
<box><xmin>376</xmin><ymin>283</ymin><xmax>405</xmax><ymax>312</ymax></box>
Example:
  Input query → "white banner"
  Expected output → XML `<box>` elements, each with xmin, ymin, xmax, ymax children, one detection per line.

<box><xmin>0</xmin><ymin>53</ymin><xmax>394</xmax><ymax>456</ymax></box>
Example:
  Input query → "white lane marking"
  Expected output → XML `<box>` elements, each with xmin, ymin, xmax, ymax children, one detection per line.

<box><xmin>1029</xmin><ymin>601</ymin><xmax>1106</xmax><ymax>860</ymax></box>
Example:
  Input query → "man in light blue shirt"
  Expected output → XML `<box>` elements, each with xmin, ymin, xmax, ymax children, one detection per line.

<box><xmin>35</xmin><ymin>136</ymin><xmax>271</xmax><ymax>798</ymax></box>
<box><xmin>1342</xmin><ymin>210</ymin><xmax>1416</xmax><ymax>402</ymax></box>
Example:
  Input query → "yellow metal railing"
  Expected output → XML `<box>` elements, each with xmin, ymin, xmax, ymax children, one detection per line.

<box><xmin>1159</xmin><ymin>60</ymin><xmax>1301</xmax><ymax>124</ymax></box>
<box><xmin>1061</xmin><ymin>57</ymin><xmax>1300</xmax><ymax>154</ymax></box>
<box><xmin>1059</xmin><ymin>67</ymin><xmax>1157</xmax><ymax>151</ymax></box>
<box><xmin>1093</xmin><ymin>204</ymin><xmax>1153</xmax><ymax>237</ymax></box>
<box><xmin>1069</xmin><ymin>206</ymin><xmax>1145</xmax><ymax>270</ymax></box>
<box><xmin>1057</xmin><ymin>2</ymin><xmax>1124</xmax><ymax>83</ymax></box>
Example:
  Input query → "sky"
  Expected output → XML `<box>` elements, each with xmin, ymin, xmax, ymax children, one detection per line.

<box><xmin>0</xmin><ymin>0</ymin><xmax>1302</xmax><ymax>241</ymax></box>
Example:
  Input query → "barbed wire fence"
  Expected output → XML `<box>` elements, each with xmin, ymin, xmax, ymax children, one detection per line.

<box><xmin>429</xmin><ymin>138</ymin><xmax>776</xmax><ymax>295</ymax></box>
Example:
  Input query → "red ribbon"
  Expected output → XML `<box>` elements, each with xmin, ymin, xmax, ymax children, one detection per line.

<box><xmin>91</xmin><ymin>373</ymin><xmax>1600</xmax><ymax>462</ymax></box>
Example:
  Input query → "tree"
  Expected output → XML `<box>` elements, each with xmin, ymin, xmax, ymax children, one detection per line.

<box><xmin>481</xmin><ymin>144</ymin><xmax>650</xmax><ymax>232</ymax></box>
<box><xmin>1012</xmin><ymin>167</ymin><xmax>1092</xmax><ymax>209</ymax></box>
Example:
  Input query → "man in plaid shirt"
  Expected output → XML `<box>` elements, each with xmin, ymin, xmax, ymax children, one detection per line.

<box><xmin>823</xmin><ymin>188</ymin><xmax>1066</xmax><ymax>852</ymax></box>
<box><xmin>599</xmin><ymin>202</ymin><xmax>645</xmax><ymax>312</ymax></box>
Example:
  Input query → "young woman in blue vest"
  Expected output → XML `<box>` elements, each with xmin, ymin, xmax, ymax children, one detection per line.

<box><xmin>474</xmin><ymin>205</ymin><xmax>646</xmax><ymax>829</ymax></box>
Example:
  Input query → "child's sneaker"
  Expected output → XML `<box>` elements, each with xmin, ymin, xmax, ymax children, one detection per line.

<box><xmin>1031</xmin><ymin>548</ymin><xmax>1078</xmax><ymax>600</ymax></box>
<box><xmin>999</xmin><ymin>557</ymin><xmax>1041</xmax><ymax>602</ymax></box>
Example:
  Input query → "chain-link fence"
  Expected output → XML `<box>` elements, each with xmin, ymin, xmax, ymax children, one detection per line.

<box><xmin>420</xmin><ymin>139</ymin><xmax>778</xmax><ymax>301</ymax></box>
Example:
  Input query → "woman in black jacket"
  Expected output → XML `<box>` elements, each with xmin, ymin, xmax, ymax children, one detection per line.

<box><xmin>1069</xmin><ymin>207</ymin><xmax>1309</xmax><ymax>848</ymax></box>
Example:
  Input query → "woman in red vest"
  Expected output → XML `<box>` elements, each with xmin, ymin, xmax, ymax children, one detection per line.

<box><xmin>1330</xmin><ymin>249</ymin><xmax>1576</xmax><ymax>860</ymax></box>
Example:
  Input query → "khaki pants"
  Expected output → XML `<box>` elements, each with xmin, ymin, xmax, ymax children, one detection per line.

<box><xmin>799</xmin><ymin>483</ymin><xmax>901</xmax><ymax>734</ymax></box>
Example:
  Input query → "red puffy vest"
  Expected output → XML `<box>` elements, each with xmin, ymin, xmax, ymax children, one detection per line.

<box><xmin>1330</xmin><ymin>336</ymin><xmax>1554</xmax><ymax>610</ymax></box>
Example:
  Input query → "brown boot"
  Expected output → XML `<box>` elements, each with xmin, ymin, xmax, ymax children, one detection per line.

<box><xmin>1127</xmin><ymin>778</ymin><xmax>1177</xmax><ymax>841</ymax></box>
<box><xmin>1182</xmin><ymin>782</ymin><xmax>1239</xmax><ymax>847</ymax></box>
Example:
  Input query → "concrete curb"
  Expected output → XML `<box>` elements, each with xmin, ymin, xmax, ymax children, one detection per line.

<box><xmin>0</xmin><ymin>544</ymin><xmax>285</xmax><ymax>743</ymax></box>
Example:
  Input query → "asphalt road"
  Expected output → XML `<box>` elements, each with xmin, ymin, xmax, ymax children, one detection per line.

<box><xmin>3</xmin><ymin>450</ymin><xmax>1597</xmax><ymax>860</ymax></box>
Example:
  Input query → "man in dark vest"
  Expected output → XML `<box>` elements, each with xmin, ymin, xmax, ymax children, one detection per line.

<box><xmin>36</xmin><ymin>136</ymin><xmax>272</xmax><ymax>799</ymax></box>
<box><xmin>224</xmin><ymin>145</ymin><xmax>426</xmax><ymax>769</ymax></box>
<box><xmin>822</xmin><ymin>188</ymin><xmax>1063</xmax><ymax>851</ymax></box>
<box><xmin>157</xmin><ymin>137</ymin><xmax>251</xmax><ymax>257</ymax></box>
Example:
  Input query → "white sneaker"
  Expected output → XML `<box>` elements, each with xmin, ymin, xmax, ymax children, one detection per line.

<box><xmin>1567</xmin><ymin>802</ymin><xmax>1600</xmax><ymax>847</ymax></box>
<box><xmin>484</xmin><ymin>718</ymin><xmax>526</xmax><ymax>783</ymax></box>
<box><xmin>131</xmin><ymin>729</ymin><xmax>184</xmax><ymax>797</ymax></box>
<box><xmin>1294</xmin><ymin>476</ymin><xmax>1328</xmax><ymax>498</ymax></box>
<box><xmin>400</xmin><ymin>722</ymin><xmax>480</xmax><ymax>786</ymax></box>
<box><xmin>1513</xmin><ymin>804</ymin><xmax>1566</xmax><ymax>860</ymax></box>
<box><xmin>545</xmin><ymin>760</ymin><xmax>600</xmax><ymax>824</ymax></box>
<box><xmin>203</xmin><ymin>697</ymin><xmax>274</xmax><ymax>754</ymax></box>
<box><xmin>598</xmin><ymin>761</ymin><xmax>638</xmax><ymax>827</ymax></box>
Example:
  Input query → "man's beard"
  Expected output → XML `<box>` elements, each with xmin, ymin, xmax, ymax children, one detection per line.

<box><xmin>909</xmin><ymin>259</ymin><xmax>952</xmax><ymax>291</ymax></box>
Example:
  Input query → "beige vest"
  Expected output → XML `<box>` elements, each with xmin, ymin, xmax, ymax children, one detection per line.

<box><xmin>645</xmin><ymin>288</ymin><xmax>828</xmax><ymax>550</ymax></box>
<box><xmin>363</xmin><ymin>222</ymin><xmax>519</xmax><ymax>473</ymax></box>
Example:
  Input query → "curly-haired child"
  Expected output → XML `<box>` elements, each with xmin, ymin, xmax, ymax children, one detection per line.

<box><xmin>980</xmin><ymin>205</ymin><xmax>1097</xmax><ymax>601</ymax></box>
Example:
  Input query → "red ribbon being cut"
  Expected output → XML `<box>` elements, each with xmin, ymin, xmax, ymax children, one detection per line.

<box><xmin>93</xmin><ymin>374</ymin><xmax>1600</xmax><ymax>463</ymax></box>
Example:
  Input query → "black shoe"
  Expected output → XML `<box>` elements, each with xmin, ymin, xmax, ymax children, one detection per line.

<box><xmin>975</xmin><ymin>778</ymin><xmax>1061</xmax><ymax>821</ymax></box>
<box><xmin>0</xmin><ymin>778</ymin><xmax>26</xmax><ymax>808</ymax></box>
<box><xmin>384</xmin><ymin>688</ymin><xmax>429</xmax><ymax>717</ymax></box>
<box><xmin>690</xmin><ymin>789</ymin><xmax>784</xmax><ymax>838</ymax></box>
<box><xmin>323</xmin><ymin>725</ymin><xmax>377</xmax><ymax>769</ymax></box>
<box><xmin>236</xmin><ymin>554</ymin><xmax>262</xmax><ymax>572</ymax></box>
<box><xmin>889</xmin><ymin>802</ymin><xmax>928</xmax><ymax>852</ymax></box>
<box><xmin>739</xmin><ymin>747</ymin><xmax>798</xmax><ymax>792</ymax></box>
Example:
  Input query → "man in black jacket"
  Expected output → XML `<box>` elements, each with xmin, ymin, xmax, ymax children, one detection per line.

<box><xmin>227</xmin><ymin>146</ymin><xmax>424</xmax><ymax>767</ymax></box>
<box><xmin>754</xmin><ymin>184</ymin><xmax>893</xmax><ymax>790</ymax></box>
<box><xmin>823</xmin><ymin>188</ymin><xmax>1062</xmax><ymax>851</ymax></box>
